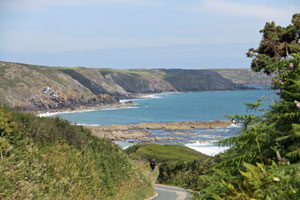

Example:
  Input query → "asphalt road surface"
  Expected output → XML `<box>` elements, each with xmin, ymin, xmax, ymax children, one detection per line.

<box><xmin>153</xmin><ymin>184</ymin><xmax>192</xmax><ymax>200</ymax></box>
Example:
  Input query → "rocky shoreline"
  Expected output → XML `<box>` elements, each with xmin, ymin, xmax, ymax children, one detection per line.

<box><xmin>35</xmin><ymin>93</ymin><xmax>165</xmax><ymax>116</ymax></box>
<box><xmin>36</xmin><ymin>100</ymin><xmax>138</xmax><ymax>117</ymax></box>
<box><xmin>85</xmin><ymin>120</ymin><xmax>232</xmax><ymax>141</ymax></box>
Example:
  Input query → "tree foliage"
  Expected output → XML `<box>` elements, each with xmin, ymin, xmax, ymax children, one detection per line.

<box><xmin>158</xmin><ymin>13</ymin><xmax>300</xmax><ymax>199</ymax></box>
<box><xmin>247</xmin><ymin>13</ymin><xmax>300</xmax><ymax>74</ymax></box>
<box><xmin>203</xmin><ymin>13</ymin><xmax>300</xmax><ymax>199</ymax></box>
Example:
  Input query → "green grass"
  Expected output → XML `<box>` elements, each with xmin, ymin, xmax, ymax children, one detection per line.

<box><xmin>126</xmin><ymin>144</ymin><xmax>210</xmax><ymax>190</ymax></box>
<box><xmin>0</xmin><ymin>106</ymin><xmax>154</xmax><ymax>199</ymax></box>
<box><xmin>27</xmin><ymin>65</ymin><xmax>69</xmax><ymax>86</ymax></box>
<box><xmin>132</xmin><ymin>160</ymin><xmax>160</xmax><ymax>184</ymax></box>
<box><xmin>126</xmin><ymin>144</ymin><xmax>208</xmax><ymax>163</ymax></box>
<box><xmin>54</xmin><ymin>66</ymin><xmax>84</xmax><ymax>70</ymax></box>
<box><xmin>126</xmin><ymin>144</ymin><xmax>213</xmax><ymax>190</ymax></box>
<box><xmin>99</xmin><ymin>68</ymin><xmax>156</xmax><ymax>76</ymax></box>
<box><xmin>0</xmin><ymin>62</ymin><xmax>66</xmax><ymax>88</ymax></box>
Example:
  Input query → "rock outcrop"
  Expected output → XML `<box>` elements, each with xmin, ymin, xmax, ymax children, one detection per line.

<box><xmin>85</xmin><ymin>120</ymin><xmax>232</xmax><ymax>141</ymax></box>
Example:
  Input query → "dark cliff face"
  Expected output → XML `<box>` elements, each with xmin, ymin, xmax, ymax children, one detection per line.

<box><xmin>160</xmin><ymin>69</ymin><xmax>248</xmax><ymax>91</ymax></box>
<box><xmin>59</xmin><ymin>69</ymin><xmax>109</xmax><ymax>95</ymax></box>
<box><xmin>0</xmin><ymin>61</ymin><xmax>268</xmax><ymax>111</ymax></box>
<box><xmin>99</xmin><ymin>70</ymin><xmax>175</xmax><ymax>94</ymax></box>
<box><xmin>100</xmin><ymin>71</ymin><xmax>153</xmax><ymax>93</ymax></box>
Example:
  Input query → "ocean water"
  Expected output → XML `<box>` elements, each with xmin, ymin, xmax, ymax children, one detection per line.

<box><xmin>57</xmin><ymin>89</ymin><xmax>276</xmax><ymax>125</ymax></box>
<box><xmin>55</xmin><ymin>89</ymin><xmax>277</xmax><ymax>155</ymax></box>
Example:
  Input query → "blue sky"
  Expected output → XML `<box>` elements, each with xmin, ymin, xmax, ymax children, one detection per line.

<box><xmin>0</xmin><ymin>0</ymin><xmax>299</xmax><ymax>69</ymax></box>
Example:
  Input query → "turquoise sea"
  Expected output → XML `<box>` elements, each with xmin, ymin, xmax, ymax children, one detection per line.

<box><xmin>55</xmin><ymin>89</ymin><xmax>277</xmax><ymax>155</ymax></box>
<box><xmin>57</xmin><ymin>89</ymin><xmax>276</xmax><ymax>125</ymax></box>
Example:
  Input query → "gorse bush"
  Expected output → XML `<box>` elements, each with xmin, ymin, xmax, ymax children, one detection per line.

<box><xmin>0</xmin><ymin>106</ymin><xmax>153</xmax><ymax>199</ymax></box>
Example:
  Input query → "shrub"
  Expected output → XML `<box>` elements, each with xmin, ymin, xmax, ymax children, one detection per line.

<box><xmin>0</xmin><ymin>107</ymin><xmax>153</xmax><ymax>199</ymax></box>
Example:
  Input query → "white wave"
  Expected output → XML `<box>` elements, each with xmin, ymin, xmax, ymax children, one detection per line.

<box><xmin>101</xmin><ymin>106</ymin><xmax>139</xmax><ymax>111</ymax></box>
<box><xmin>77</xmin><ymin>124</ymin><xmax>102</xmax><ymax>126</ymax></box>
<box><xmin>120</xmin><ymin>92</ymin><xmax>177</xmax><ymax>102</ymax></box>
<box><xmin>213</xmin><ymin>127</ymin><xmax>229</xmax><ymax>132</ymax></box>
<box><xmin>113</xmin><ymin>140</ymin><xmax>136</xmax><ymax>149</ymax></box>
<box><xmin>198</xmin><ymin>134</ymin><xmax>223</xmax><ymax>139</ymax></box>
<box><xmin>37</xmin><ymin>108</ymin><xmax>98</xmax><ymax>117</ymax></box>
<box><xmin>119</xmin><ymin>99</ymin><xmax>141</xmax><ymax>103</ymax></box>
<box><xmin>38</xmin><ymin>112</ymin><xmax>60</xmax><ymax>117</ymax></box>
<box><xmin>185</xmin><ymin>141</ymin><xmax>230</xmax><ymax>156</ymax></box>
<box><xmin>37</xmin><ymin>104</ymin><xmax>140</xmax><ymax>117</ymax></box>
<box><xmin>229</xmin><ymin>123</ymin><xmax>243</xmax><ymax>128</ymax></box>
<box><xmin>140</xmin><ymin>93</ymin><xmax>163</xmax><ymax>99</ymax></box>
<box><xmin>119</xmin><ymin>94</ymin><xmax>163</xmax><ymax>102</ymax></box>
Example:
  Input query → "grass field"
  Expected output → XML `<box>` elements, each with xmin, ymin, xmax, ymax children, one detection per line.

<box><xmin>125</xmin><ymin>144</ymin><xmax>208</xmax><ymax>163</ymax></box>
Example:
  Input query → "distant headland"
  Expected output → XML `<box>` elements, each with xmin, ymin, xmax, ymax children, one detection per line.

<box><xmin>0</xmin><ymin>61</ymin><xmax>271</xmax><ymax>112</ymax></box>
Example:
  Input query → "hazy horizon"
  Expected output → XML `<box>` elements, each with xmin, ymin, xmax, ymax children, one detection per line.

<box><xmin>1</xmin><ymin>0</ymin><xmax>299</xmax><ymax>69</ymax></box>
<box><xmin>0</xmin><ymin>59</ymin><xmax>254</xmax><ymax>70</ymax></box>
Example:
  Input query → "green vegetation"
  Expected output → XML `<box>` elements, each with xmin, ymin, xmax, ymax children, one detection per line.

<box><xmin>153</xmin><ymin>13</ymin><xmax>300</xmax><ymax>199</ymax></box>
<box><xmin>158</xmin><ymin>157</ymin><xmax>219</xmax><ymax>190</ymax></box>
<box><xmin>1</xmin><ymin>60</ymin><xmax>268</xmax><ymax>111</ymax></box>
<box><xmin>125</xmin><ymin>144</ymin><xmax>211</xmax><ymax>189</ymax></box>
<box><xmin>125</xmin><ymin>144</ymin><xmax>208</xmax><ymax>163</ymax></box>
<box><xmin>132</xmin><ymin>160</ymin><xmax>159</xmax><ymax>184</ymax></box>
<box><xmin>29</xmin><ymin>65</ymin><xmax>68</xmax><ymax>86</ymax></box>
<box><xmin>162</xmin><ymin>69</ymin><xmax>245</xmax><ymax>91</ymax></box>
<box><xmin>212</xmin><ymin>68</ymin><xmax>272</xmax><ymax>85</ymax></box>
<box><xmin>1</xmin><ymin>13</ymin><xmax>298</xmax><ymax>199</ymax></box>
<box><xmin>0</xmin><ymin>106</ymin><xmax>153</xmax><ymax>199</ymax></box>
<box><xmin>247</xmin><ymin>13</ymin><xmax>300</xmax><ymax>74</ymax></box>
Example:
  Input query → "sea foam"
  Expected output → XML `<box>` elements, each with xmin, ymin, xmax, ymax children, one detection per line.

<box><xmin>185</xmin><ymin>141</ymin><xmax>230</xmax><ymax>156</ymax></box>
<box><xmin>37</xmin><ymin>108</ymin><xmax>98</xmax><ymax>117</ymax></box>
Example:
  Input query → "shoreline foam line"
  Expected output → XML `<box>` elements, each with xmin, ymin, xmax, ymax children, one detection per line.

<box><xmin>37</xmin><ymin>108</ymin><xmax>99</xmax><ymax>117</ymax></box>
<box><xmin>185</xmin><ymin>141</ymin><xmax>230</xmax><ymax>156</ymax></box>
<box><xmin>37</xmin><ymin>105</ymin><xmax>140</xmax><ymax>117</ymax></box>
<box><xmin>38</xmin><ymin>92</ymin><xmax>169</xmax><ymax>117</ymax></box>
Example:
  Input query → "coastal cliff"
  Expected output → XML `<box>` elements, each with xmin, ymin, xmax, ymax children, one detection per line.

<box><xmin>0</xmin><ymin>61</ymin><xmax>270</xmax><ymax>111</ymax></box>
<box><xmin>0</xmin><ymin>62</ymin><xmax>118</xmax><ymax>111</ymax></box>
<box><xmin>212</xmin><ymin>68</ymin><xmax>272</xmax><ymax>84</ymax></box>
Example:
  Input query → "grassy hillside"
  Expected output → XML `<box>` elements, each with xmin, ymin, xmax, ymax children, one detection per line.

<box><xmin>161</xmin><ymin>69</ymin><xmax>247</xmax><ymax>91</ymax></box>
<box><xmin>0</xmin><ymin>62</ymin><xmax>117</xmax><ymax>111</ymax></box>
<box><xmin>212</xmin><ymin>68</ymin><xmax>272</xmax><ymax>84</ymax></box>
<box><xmin>125</xmin><ymin>144</ymin><xmax>208</xmax><ymax>163</ymax></box>
<box><xmin>0</xmin><ymin>106</ymin><xmax>153</xmax><ymax>199</ymax></box>
<box><xmin>0</xmin><ymin>61</ymin><xmax>269</xmax><ymax>112</ymax></box>
<box><xmin>98</xmin><ymin>69</ymin><xmax>174</xmax><ymax>94</ymax></box>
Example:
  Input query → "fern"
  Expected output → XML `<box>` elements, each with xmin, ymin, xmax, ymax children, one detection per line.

<box><xmin>217</xmin><ymin>152</ymin><xmax>258</xmax><ymax>167</ymax></box>
<box><xmin>285</xmin><ymin>149</ymin><xmax>300</xmax><ymax>159</ymax></box>
<box><xmin>244</xmin><ymin>97</ymin><xmax>266</xmax><ymax>111</ymax></box>
<box><xmin>239</xmin><ymin>162</ymin><xmax>266</xmax><ymax>190</ymax></box>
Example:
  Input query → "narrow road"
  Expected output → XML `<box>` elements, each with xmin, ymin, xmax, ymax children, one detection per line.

<box><xmin>153</xmin><ymin>184</ymin><xmax>192</xmax><ymax>200</ymax></box>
